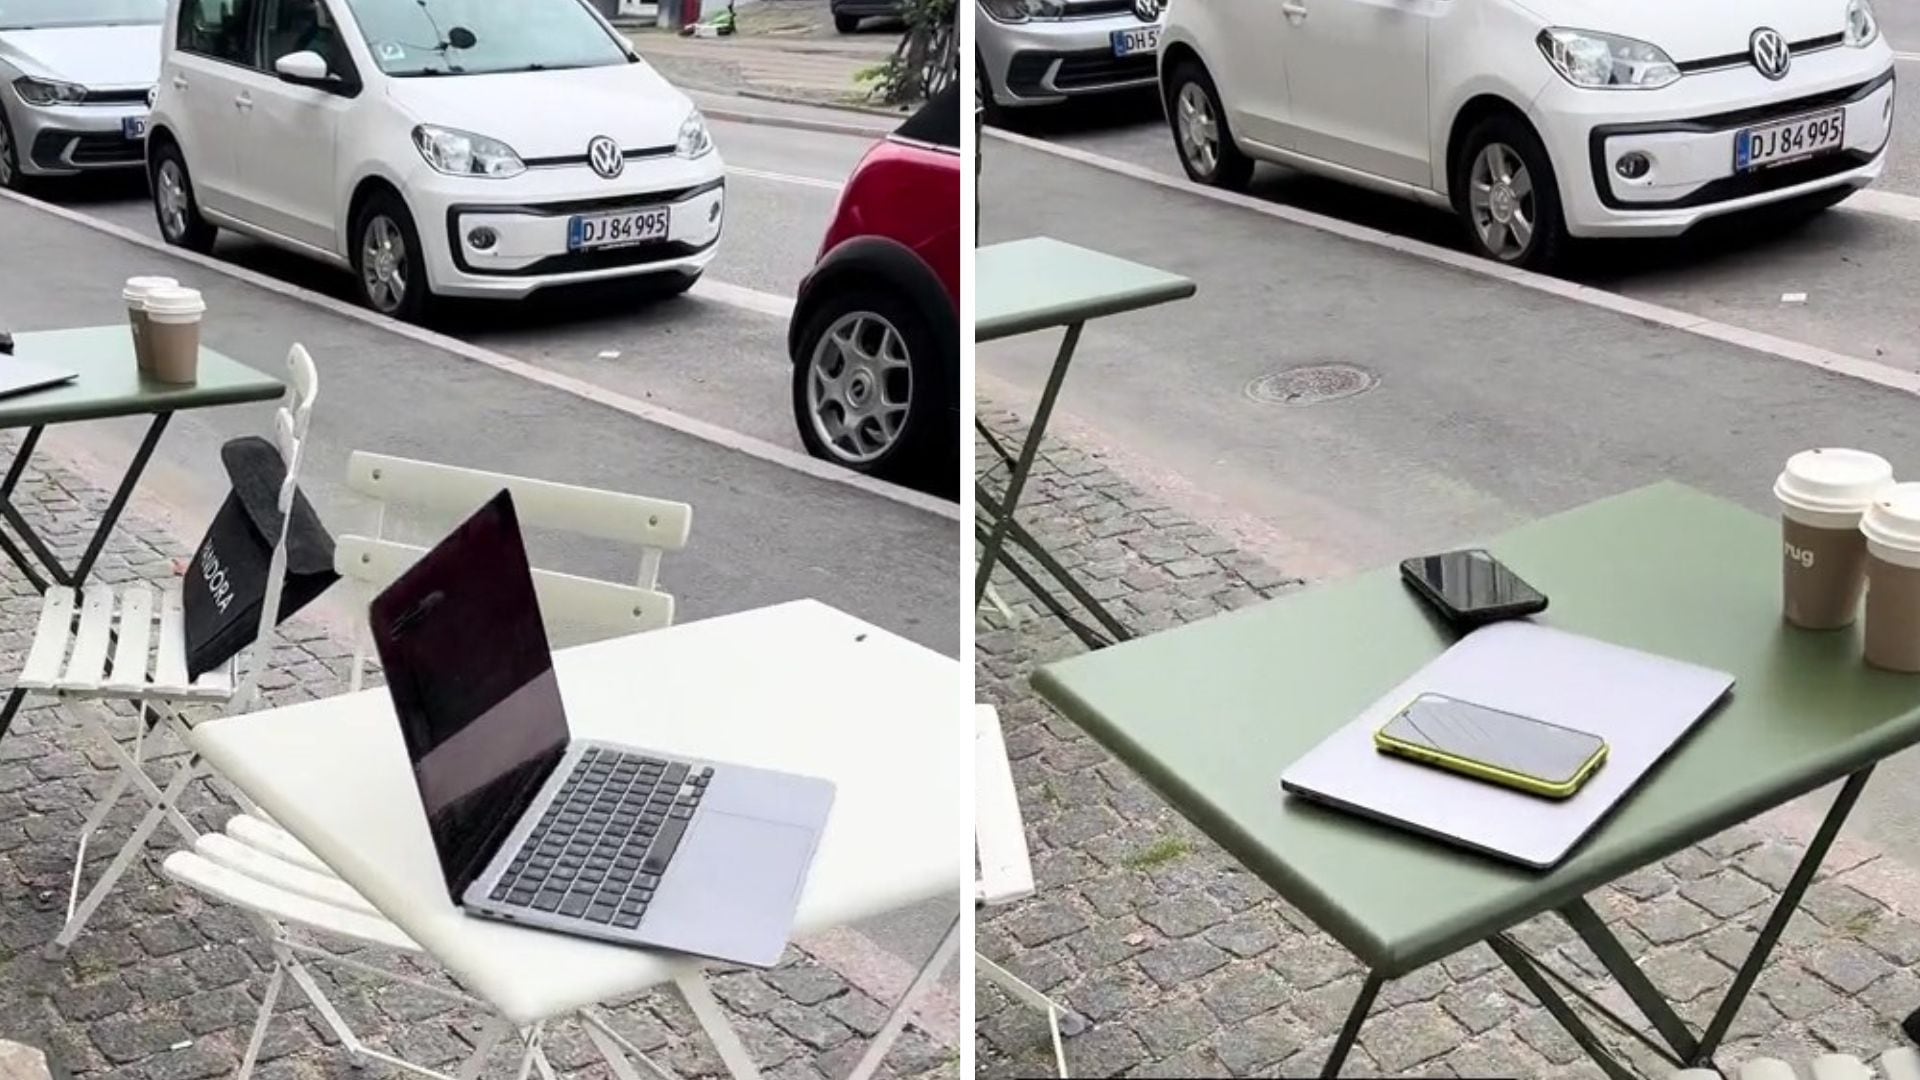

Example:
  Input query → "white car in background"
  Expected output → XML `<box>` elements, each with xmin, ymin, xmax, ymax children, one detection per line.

<box><xmin>975</xmin><ymin>0</ymin><xmax>1166</xmax><ymax>119</ymax></box>
<box><xmin>149</xmin><ymin>0</ymin><xmax>724</xmax><ymax>321</ymax></box>
<box><xmin>1160</xmin><ymin>0</ymin><xmax>1896</xmax><ymax>269</ymax></box>
<box><xmin>0</xmin><ymin>0</ymin><xmax>162</xmax><ymax>191</ymax></box>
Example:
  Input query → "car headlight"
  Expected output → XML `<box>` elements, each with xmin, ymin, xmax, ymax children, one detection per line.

<box><xmin>1845</xmin><ymin>0</ymin><xmax>1879</xmax><ymax>47</ymax></box>
<box><xmin>12</xmin><ymin>77</ymin><xmax>88</xmax><ymax>106</ymax></box>
<box><xmin>1537</xmin><ymin>28</ymin><xmax>1680</xmax><ymax>90</ymax></box>
<box><xmin>676</xmin><ymin>110</ymin><xmax>713</xmax><ymax>159</ymax></box>
<box><xmin>411</xmin><ymin>125</ymin><xmax>526</xmax><ymax>178</ymax></box>
<box><xmin>978</xmin><ymin>0</ymin><xmax>1067</xmax><ymax>23</ymax></box>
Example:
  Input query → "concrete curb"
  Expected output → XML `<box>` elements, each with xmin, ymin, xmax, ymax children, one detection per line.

<box><xmin>699</xmin><ymin>99</ymin><xmax>893</xmax><ymax>138</ymax></box>
<box><xmin>736</xmin><ymin>86</ymin><xmax>909</xmax><ymax>120</ymax></box>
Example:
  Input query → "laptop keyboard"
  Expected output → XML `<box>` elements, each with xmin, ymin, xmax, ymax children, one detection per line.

<box><xmin>486</xmin><ymin>747</ymin><xmax>712</xmax><ymax>930</ymax></box>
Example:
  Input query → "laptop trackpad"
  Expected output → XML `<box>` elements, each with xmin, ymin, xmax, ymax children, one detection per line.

<box><xmin>640</xmin><ymin>811</ymin><xmax>815</xmax><ymax>968</ymax></box>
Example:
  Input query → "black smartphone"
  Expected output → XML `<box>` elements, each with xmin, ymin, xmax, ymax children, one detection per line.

<box><xmin>1400</xmin><ymin>549</ymin><xmax>1547</xmax><ymax>630</ymax></box>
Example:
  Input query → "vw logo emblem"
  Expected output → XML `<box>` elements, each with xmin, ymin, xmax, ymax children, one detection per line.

<box><xmin>588</xmin><ymin>136</ymin><xmax>624</xmax><ymax>179</ymax></box>
<box><xmin>1750</xmin><ymin>27</ymin><xmax>1790</xmax><ymax>81</ymax></box>
<box><xmin>1133</xmin><ymin>0</ymin><xmax>1162</xmax><ymax>22</ymax></box>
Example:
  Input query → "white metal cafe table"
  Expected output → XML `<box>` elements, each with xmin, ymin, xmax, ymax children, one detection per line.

<box><xmin>187</xmin><ymin>599</ymin><xmax>962</xmax><ymax>1079</ymax></box>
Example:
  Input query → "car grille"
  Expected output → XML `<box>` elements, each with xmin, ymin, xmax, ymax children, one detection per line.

<box><xmin>1677</xmin><ymin>33</ymin><xmax>1845</xmax><ymax>74</ymax></box>
<box><xmin>1004</xmin><ymin>48</ymin><xmax>1156</xmax><ymax>97</ymax></box>
<box><xmin>28</xmin><ymin>130</ymin><xmax>143</xmax><ymax>170</ymax></box>
<box><xmin>509</xmin><ymin>240</ymin><xmax>714</xmax><ymax>276</ymax></box>
<box><xmin>80</xmin><ymin>88</ymin><xmax>151</xmax><ymax>105</ymax></box>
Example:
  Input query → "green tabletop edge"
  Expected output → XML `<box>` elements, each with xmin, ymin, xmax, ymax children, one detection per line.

<box><xmin>6</xmin><ymin>326</ymin><xmax>285</xmax><ymax>428</ymax></box>
<box><xmin>976</xmin><ymin>237</ymin><xmax>1197</xmax><ymax>342</ymax></box>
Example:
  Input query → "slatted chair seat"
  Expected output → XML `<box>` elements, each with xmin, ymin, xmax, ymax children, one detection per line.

<box><xmin>18</xmin><ymin>584</ymin><xmax>234</xmax><ymax>701</ymax></box>
<box><xmin>1674</xmin><ymin>1049</ymin><xmax>1920</xmax><ymax>1079</ymax></box>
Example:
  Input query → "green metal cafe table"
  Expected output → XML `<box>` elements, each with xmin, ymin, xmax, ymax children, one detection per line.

<box><xmin>976</xmin><ymin>237</ymin><xmax>1194</xmax><ymax>650</ymax></box>
<box><xmin>0</xmin><ymin>325</ymin><xmax>284</xmax><ymax>733</ymax></box>
<box><xmin>1034</xmin><ymin>483</ymin><xmax>1920</xmax><ymax>1078</ymax></box>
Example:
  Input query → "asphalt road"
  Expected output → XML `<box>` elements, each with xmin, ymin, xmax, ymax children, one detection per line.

<box><xmin>994</xmin><ymin>48</ymin><xmax>1920</xmax><ymax>374</ymax></box>
<box><xmin>33</xmin><ymin>108</ymin><xmax>881</xmax><ymax>458</ymax></box>
<box><xmin>978</xmin><ymin>116</ymin><xmax>1920</xmax><ymax>863</ymax></box>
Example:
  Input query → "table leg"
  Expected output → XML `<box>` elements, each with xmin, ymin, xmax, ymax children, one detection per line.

<box><xmin>1320</xmin><ymin>972</ymin><xmax>1382</xmax><ymax>1079</ymax></box>
<box><xmin>1561</xmin><ymin>898</ymin><xmax>1699</xmax><ymax>1061</ymax></box>
<box><xmin>844</xmin><ymin>911</ymin><xmax>962</xmax><ymax>1080</ymax></box>
<box><xmin>0</xmin><ymin>412</ymin><xmax>170</xmax><ymax>591</ymax></box>
<box><xmin>1489</xmin><ymin>934</ymin><xmax>1642</xmax><ymax>1080</ymax></box>
<box><xmin>675</xmin><ymin>972</ymin><xmax>765</xmax><ymax>1080</ymax></box>
<box><xmin>1693</xmin><ymin>767</ymin><xmax>1873</xmax><ymax>1064</ymax></box>
<box><xmin>975</xmin><ymin>322</ymin><xmax>1082</xmax><ymax>605</ymax></box>
<box><xmin>973</xmin><ymin>514</ymin><xmax>1116</xmax><ymax>651</ymax></box>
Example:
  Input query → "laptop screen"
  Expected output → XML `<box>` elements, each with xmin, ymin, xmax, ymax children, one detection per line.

<box><xmin>371</xmin><ymin>490</ymin><xmax>570</xmax><ymax>901</ymax></box>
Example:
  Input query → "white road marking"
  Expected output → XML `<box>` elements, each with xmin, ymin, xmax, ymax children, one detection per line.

<box><xmin>0</xmin><ymin>187</ymin><xmax>956</xmax><ymax>521</ymax></box>
<box><xmin>1846</xmin><ymin>188</ymin><xmax>1920</xmax><ymax>223</ymax></box>
<box><xmin>988</xmin><ymin>126</ymin><xmax>1920</xmax><ymax>399</ymax></box>
<box><xmin>1895</xmin><ymin>51</ymin><xmax>1920</xmax><ymax>63</ymax></box>
<box><xmin>730</xmin><ymin>165</ymin><xmax>844</xmax><ymax>191</ymax></box>
<box><xmin>690</xmin><ymin>278</ymin><xmax>796</xmax><ymax>318</ymax></box>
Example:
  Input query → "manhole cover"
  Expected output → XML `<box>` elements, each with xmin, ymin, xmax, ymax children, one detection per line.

<box><xmin>1245</xmin><ymin>363</ymin><xmax>1378</xmax><ymax>406</ymax></box>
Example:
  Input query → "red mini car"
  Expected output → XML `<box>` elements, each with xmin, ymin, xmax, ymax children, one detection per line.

<box><xmin>789</xmin><ymin>85</ymin><xmax>960</xmax><ymax>497</ymax></box>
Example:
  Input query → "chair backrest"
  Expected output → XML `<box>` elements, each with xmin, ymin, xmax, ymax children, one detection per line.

<box><xmin>336</xmin><ymin>451</ymin><xmax>693</xmax><ymax>692</ymax></box>
<box><xmin>229</xmin><ymin>344</ymin><xmax>319</xmax><ymax>712</ymax></box>
<box><xmin>976</xmin><ymin>704</ymin><xmax>1037</xmax><ymax>907</ymax></box>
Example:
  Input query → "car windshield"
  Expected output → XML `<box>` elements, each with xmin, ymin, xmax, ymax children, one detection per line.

<box><xmin>0</xmin><ymin>0</ymin><xmax>165</xmax><ymax>30</ymax></box>
<box><xmin>342</xmin><ymin>0</ymin><xmax>628</xmax><ymax>77</ymax></box>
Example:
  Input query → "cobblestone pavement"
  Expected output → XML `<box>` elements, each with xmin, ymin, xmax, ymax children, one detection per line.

<box><xmin>974</xmin><ymin>400</ymin><xmax>1920</xmax><ymax>1078</ymax></box>
<box><xmin>0</xmin><ymin>439</ymin><xmax>955</xmax><ymax>1080</ymax></box>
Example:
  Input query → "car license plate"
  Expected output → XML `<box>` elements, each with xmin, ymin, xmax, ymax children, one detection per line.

<box><xmin>122</xmin><ymin>115</ymin><xmax>149</xmax><ymax>140</ymax></box>
<box><xmin>1111</xmin><ymin>25</ymin><xmax>1160</xmax><ymax>57</ymax></box>
<box><xmin>1735</xmin><ymin>108</ymin><xmax>1844</xmax><ymax>172</ymax></box>
<box><xmin>567</xmin><ymin>207</ymin><xmax>670</xmax><ymax>252</ymax></box>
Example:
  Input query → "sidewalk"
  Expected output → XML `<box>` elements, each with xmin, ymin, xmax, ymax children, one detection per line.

<box><xmin>0</xmin><ymin>446</ymin><xmax>956</xmax><ymax>1079</ymax></box>
<box><xmin>974</xmin><ymin>406</ymin><xmax>1920</xmax><ymax>1078</ymax></box>
<box><xmin>627</xmin><ymin>0</ymin><xmax>901</xmax><ymax>109</ymax></box>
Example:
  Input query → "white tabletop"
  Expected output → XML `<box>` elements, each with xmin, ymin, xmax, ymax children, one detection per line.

<box><xmin>189</xmin><ymin>599</ymin><xmax>962</xmax><ymax>1025</ymax></box>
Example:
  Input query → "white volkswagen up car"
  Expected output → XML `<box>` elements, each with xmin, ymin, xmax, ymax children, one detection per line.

<box><xmin>148</xmin><ymin>0</ymin><xmax>725</xmax><ymax>320</ymax></box>
<box><xmin>1160</xmin><ymin>0</ymin><xmax>1895</xmax><ymax>269</ymax></box>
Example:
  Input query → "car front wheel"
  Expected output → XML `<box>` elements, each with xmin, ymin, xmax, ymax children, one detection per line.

<box><xmin>1164</xmin><ymin>59</ymin><xmax>1253</xmax><ymax>191</ymax></box>
<box><xmin>352</xmin><ymin>192</ymin><xmax>433</xmax><ymax>323</ymax></box>
<box><xmin>0</xmin><ymin>107</ymin><xmax>26</xmax><ymax>192</ymax></box>
<box><xmin>792</xmin><ymin>286</ymin><xmax>955</xmax><ymax>495</ymax></box>
<box><xmin>1455</xmin><ymin>114</ymin><xmax>1568</xmax><ymax>271</ymax></box>
<box><xmin>150</xmin><ymin>142</ymin><xmax>218</xmax><ymax>253</ymax></box>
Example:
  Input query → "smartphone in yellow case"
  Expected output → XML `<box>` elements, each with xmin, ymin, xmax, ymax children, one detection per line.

<box><xmin>1374</xmin><ymin>692</ymin><xmax>1607</xmax><ymax>800</ymax></box>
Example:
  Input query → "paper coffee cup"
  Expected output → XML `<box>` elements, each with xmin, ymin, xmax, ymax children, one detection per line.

<box><xmin>123</xmin><ymin>276</ymin><xmax>177</xmax><ymax>373</ymax></box>
<box><xmin>142</xmin><ymin>286</ymin><xmax>205</xmax><ymax>386</ymax></box>
<box><xmin>1775</xmin><ymin>448</ymin><xmax>1893</xmax><ymax>629</ymax></box>
<box><xmin>1863</xmin><ymin>484</ymin><xmax>1920</xmax><ymax>672</ymax></box>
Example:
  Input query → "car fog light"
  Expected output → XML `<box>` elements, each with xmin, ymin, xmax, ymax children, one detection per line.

<box><xmin>1615</xmin><ymin>152</ymin><xmax>1651</xmax><ymax>180</ymax></box>
<box><xmin>467</xmin><ymin>227</ymin><xmax>498</xmax><ymax>251</ymax></box>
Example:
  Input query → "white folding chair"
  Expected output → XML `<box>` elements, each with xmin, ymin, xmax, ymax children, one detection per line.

<box><xmin>12</xmin><ymin>344</ymin><xmax>319</xmax><ymax>951</ymax></box>
<box><xmin>1672</xmin><ymin>1048</ymin><xmax>1920</xmax><ymax>1080</ymax></box>
<box><xmin>167</xmin><ymin>453</ymin><xmax>696</xmax><ymax>1079</ymax></box>
<box><xmin>977</xmin><ymin>704</ymin><xmax>1081</xmax><ymax>1078</ymax></box>
<box><xmin>336</xmin><ymin>451</ymin><xmax>691</xmax><ymax>693</ymax></box>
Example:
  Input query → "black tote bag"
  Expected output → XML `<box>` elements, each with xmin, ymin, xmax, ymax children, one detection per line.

<box><xmin>182</xmin><ymin>436</ymin><xmax>340</xmax><ymax>678</ymax></box>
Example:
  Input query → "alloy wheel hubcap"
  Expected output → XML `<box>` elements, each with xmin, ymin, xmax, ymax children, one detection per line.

<box><xmin>157</xmin><ymin>162</ymin><xmax>188</xmax><ymax>239</ymax></box>
<box><xmin>1469</xmin><ymin>142</ymin><xmax>1535</xmax><ymax>261</ymax></box>
<box><xmin>361</xmin><ymin>217</ymin><xmax>408</xmax><ymax>313</ymax></box>
<box><xmin>807</xmin><ymin>311</ymin><xmax>912</xmax><ymax>464</ymax></box>
<box><xmin>1176</xmin><ymin>82</ymin><xmax>1219</xmax><ymax>176</ymax></box>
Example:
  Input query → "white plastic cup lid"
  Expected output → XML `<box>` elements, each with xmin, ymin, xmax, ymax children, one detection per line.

<box><xmin>123</xmin><ymin>276</ymin><xmax>178</xmax><ymax>304</ymax></box>
<box><xmin>1863</xmin><ymin>483</ymin><xmax>1920</xmax><ymax>555</ymax></box>
<box><xmin>142</xmin><ymin>286</ymin><xmax>205</xmax><ymax>319</ymax></box>
<box><xmin>1775</xmin><ymin>448</ymin><xmax>1894</xmax><ymax>516</ymax></box>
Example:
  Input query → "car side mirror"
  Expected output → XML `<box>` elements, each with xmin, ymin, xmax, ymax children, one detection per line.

<box><xmin>274</xmin><ymin>50</ymin><xmax>331</xmax><ymax>85</ymax></box>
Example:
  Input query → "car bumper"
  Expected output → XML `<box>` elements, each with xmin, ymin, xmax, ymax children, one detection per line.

<box><xmin>5</xmin><ymin>97</ymin><xmax>149</xmax><ymax>177</ymax></box>
<box><xmin>979</xmin><ymin>14</ymin><xmax>1161</xmax><ymax>107</ymax></box>
<box><xmin>1531</xmin><ymin>43</ymin><xmax>1895</xmax><ymax>238</ymax></box>
<box><xmin>405</xmin><ymin>152</ymin><xmax>728</xmax><ymax>300</ymax></box>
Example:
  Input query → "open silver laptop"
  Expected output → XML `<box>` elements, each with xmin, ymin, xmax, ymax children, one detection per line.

<box><xmin>372</xmin><ymin>490</ymin><xmax>835</xmax><ymax>967</ymax></box>
<box><xmin>0</xmin><ymin>358</ymin><xmax>76</xmax><ymax>399</ymax></box>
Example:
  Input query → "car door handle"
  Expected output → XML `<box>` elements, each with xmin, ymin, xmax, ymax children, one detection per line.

<box><xmin>171</xmin><ymin>75</ymin><xmax>189</xmax><ymax>90</ymax></box>
<box><xmin>1280</xmin><ymin>1</ymin><xmax>1308</xmax><ymax>18</ymax></box>
<box><xmin>234</xmin><ymin>93</ymin><xmax>253</xmax><ymax>110</ymax></box>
